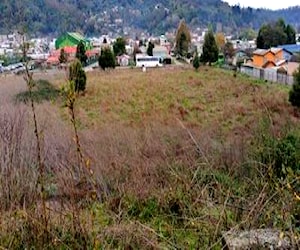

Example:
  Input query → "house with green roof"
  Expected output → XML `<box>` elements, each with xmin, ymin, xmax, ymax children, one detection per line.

<box><xmin>55</xmin><ymin>32</ymin><xmax>92</xmax><ymax>50</ymax></box>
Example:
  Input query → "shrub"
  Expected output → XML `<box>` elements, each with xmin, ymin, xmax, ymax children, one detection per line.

<box><xmin>69</xmin><ymin>59</ymin><xmax>87</xmax><ymax>93</ymax></box>
<box><xmin>193</xmin><ymin>55</ymin><xmax>200</xmax><ymax>71</ymax></box>
<box><xmin>273</xmin><ymin>133</ymin><xmax>300</xmax><ymax>178</ymax></box>
<box><xmin>289</xmin><ymin>64</ymin><xmax>300</xmax><ymax>108</ymax></box>
<box><xmin>99</xmin><ymin>47</ymin><xmax>116</xmax><ymax>70</ymax></box>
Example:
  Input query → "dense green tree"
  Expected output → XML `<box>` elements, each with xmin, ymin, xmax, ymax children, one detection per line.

<box><xmin>192</xmin><ymin>54</ymin><xmax>200</xmax><ymax>71</ymax></box>
<box><xmin>75</xmin><ymin>41</ymin><xmax>87</xmax><ymax>66</ymax></box>
<box><xmin>98</xmin><ymin>47</ymin><xmax>115</xmax><ymax>70</ymax></box>
<box><xmin>201</xmin><ymin>30</ymin><xmax>219</xmax><ymax>65</ymax></box>
<box><xmin>289</xmin><ymin>65</ymin><xmax>300</xmax><ymax>108</ymax></box>
<box><xmin>257</xmin><ymin>19</ymin><xmax>296</xmax><ymax>49</ymax></box>
<box><xmin>147</xmin><ymin>41</ymin><xmax>154</xmax><ymax>56</ymax></box>
<box><xmin>69</xmin><ymin>59</ymin><xmax>86</xmax><ymax>93</ymax></box>
<box><xmin>59</xmin><ymin>48</ymin><xmax>68</xmax><ymax>64</ymax></box>
<box><xmin>175</xmin><ymin>20</ymin><xmax>191</xmax><ymax>57</ymax></box>
<box><xmin>286</xmin><ymin>24</ymin><xmax>296</xmax><ymax>44</ymax></box>
<box><xmin>222</xmin><ymin>41</ymin><xmax>235</xmax><ymax>59</ymax></box>
<box><xmin>239</xmin><ymin>28</ymin><xmax>257</xmax><ymax>40</ymax></box>
<box><xmin>113</xmin><ymin>37</ymin><xmax>126</xmax><ymax>56</ymax></box>
<box><xmin>0</xmin><ymin>1</ymin><xmax>300</xmax><ymax>37</ymax></box>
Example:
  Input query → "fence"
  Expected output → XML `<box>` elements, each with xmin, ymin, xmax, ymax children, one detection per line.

<box><xmin>240</xmin><ymin>66</ymin><xmax>294</xmax><ymax>85</ymax></box>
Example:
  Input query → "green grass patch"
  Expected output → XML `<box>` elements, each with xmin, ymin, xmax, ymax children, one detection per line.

<box><xmin>15</xmin><ymin>79</ymin><xmax>60</xmax><ymax>103</ymax></box>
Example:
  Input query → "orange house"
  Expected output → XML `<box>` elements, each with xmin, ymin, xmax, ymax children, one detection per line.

<box><xmin>252</xmin><ymin>48</ymin><xmax>285</xmax><ymax>68</ymax></box>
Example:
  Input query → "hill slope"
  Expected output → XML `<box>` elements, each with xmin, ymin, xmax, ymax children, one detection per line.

<box><xmin>0</xmin><ymin>0</ymin><xmax>299</xmax><ymax>36</ymax></box>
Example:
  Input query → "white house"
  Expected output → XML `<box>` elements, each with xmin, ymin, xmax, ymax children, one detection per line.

<box><xmin>117</xmin><ymin>54</ymin><xmax>131</xmax><ymax>66</ymax></box>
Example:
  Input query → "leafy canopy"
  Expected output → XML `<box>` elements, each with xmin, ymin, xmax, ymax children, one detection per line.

<box><xmin>200</xmin><ymin>29</ymin><xmax>219</xmax><ymax>65</ymax></box>
<box><xmin>147</xmin><ymin>42</ymin><xmax>155</xmax><ymax>56</ymax></box>
<box><xmin>98</xmin><ymin>47</ymin><xmax>115</xmax><ymax>70</ymax></box>
<box><xmin>76</xmin><ymin>41</ymin><xmax>88</xmax><ymax>66</ymax></box>
<box><xmin>69</xmin><ymin>59</ymin><xmax>87</xmax><ymax>93</ymax></box>
<box><xmin>59</xmin><ymin>48</ymin><xmax>68</xmax><ymax>64</ymax></box>
<box><xmin>193</xmin><ymin>54</ymin><xmax>200</xmax><ymax>71</ymax></box>
<box><xmin>113</xmin><ymin>37</ymin><xmax>126</xmax><ymax>56</ymax></box>
<box><xmin>175</xmin><ymin>20</ymin><xmax>191</xmax><ymax>57</ymax></box>
<box><xmin>257</xmin><ymin>19</ymin><xmax>296</xmax><ymax>49</ymax></box>
<box><xmin>289</xmin><ymin>64</ymin><xmax>300</xmax><ymax>108</ymax></box>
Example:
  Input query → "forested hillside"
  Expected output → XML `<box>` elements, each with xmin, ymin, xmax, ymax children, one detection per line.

<box><xmin>0</xmin><ymin>0</ymin><xmax>299</xmax><ymax>36</ymax></box>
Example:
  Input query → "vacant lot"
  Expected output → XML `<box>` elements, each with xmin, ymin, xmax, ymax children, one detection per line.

<box><xmin>0</xmin><ymin>67</ymin><xmax>299</xmax><ymax>249</ymax></box>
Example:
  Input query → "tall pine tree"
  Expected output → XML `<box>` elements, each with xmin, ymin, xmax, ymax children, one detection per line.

<box><xmin>175</xmin><ymin>20</ymin><xmax>191</xmax><ymax>57</ymax></box>
<box><xmin>201</xmin><ymin>30</ymin><xmax>219</xmax><ymax>65</ymax></box>
<box><xmin>147</xmin><ymin>41</ymin><xmax>154</xmax><ymax>56</ymax></box>
<box><xmin>75</xmin><ymin>41</ymin><xmax>87</xmax><ymax>66</ymax></box>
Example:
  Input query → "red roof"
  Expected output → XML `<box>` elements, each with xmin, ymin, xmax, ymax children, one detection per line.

<box><xmin>47</xmin><ymin>56</ymin><xmax>59</xmax><ymax>64</ymax></box>
<box><xmin>86</xmin><ymin>49</ymin><xmax>100</xmax><ymax>57</ymax></box>
<box><xmin>50</xmin><ymin>46</ymin><xmax>77</xmax><ymax>56</ymax></box>
<box><xmin>47</xmin><ymin>47</ymin><xmax>99</xmax><ymax>63</ymax></box>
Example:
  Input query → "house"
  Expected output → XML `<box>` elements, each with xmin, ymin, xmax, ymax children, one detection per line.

<box><xmin>287</xmin><ymin>62</ymin><xmax>300</xmax><ymax>76</ymax></box>
<box><xmin>282</xmin><ymin>49</ymin><xmax>294</xmax><ymax>61</ymax></box>
<box><xmin>55</xmin><ymin>32</ymin><xmax>92</xmax><ymax>50</ymax></box>
<box><xmin>46</xmin><ymin>46</ymin><xmax>98</xmax><ymax>65</ymax></box>
<box><xmin>232</xmin><ymin>50</ymin><xmax>250</xmax><ymax>66</ymax></box>
<box><xmin>153</xmin><ymin>45</ymin><xmax>170</xmax><ymax>60</ymax></box>
<box><xmin>117</xmin><ymin>54</ymin><xmax>130</xmax><ymax>66</ymax></box>
<box><xmin>277</xmin><ymin>44</ymin><xmax>300</xmax><ymax>54</ymax></box>
<box><xmin>252</xmin><ymin>48</ymin><xmax>284</xmax><ymax>68</ymax></box>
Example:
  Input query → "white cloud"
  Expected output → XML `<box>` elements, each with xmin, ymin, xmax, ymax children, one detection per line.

<box><xmin>224</xmin><ymin>0</ymin><xmax>299</xmax><ymax>10</ymax></box>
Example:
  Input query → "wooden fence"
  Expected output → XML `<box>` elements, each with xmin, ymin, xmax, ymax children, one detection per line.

<box><xmin>240</xmin><ymin>66</ymin><xmax>294</xmax><ymax>85</ymax></box>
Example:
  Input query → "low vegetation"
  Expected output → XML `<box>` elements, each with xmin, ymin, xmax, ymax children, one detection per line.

<box><xmin>289</xmin><ymin>64</ymin><xmax>300</xmax><ymax>108</ymax></box>
<box><xmin>0</xmin><ymin>66</ymin><xmax>299</xmax><ymax>248</ymax></box>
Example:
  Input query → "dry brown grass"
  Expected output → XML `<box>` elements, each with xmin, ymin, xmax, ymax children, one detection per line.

<box><xmin>0</xmin><ymin>67</ymin><xmax>299</xmax><ymax>248</ymax></box>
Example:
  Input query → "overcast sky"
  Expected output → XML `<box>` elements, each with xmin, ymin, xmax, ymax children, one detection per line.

<box><xmin>224</xmin><ymin>0</ymin><xmax>299</xmax><ymax>10</ymax></box>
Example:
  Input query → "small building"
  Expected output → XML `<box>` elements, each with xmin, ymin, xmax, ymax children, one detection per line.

<box><xmin>252</xmin><ymin>48</ymin><xmax>284</xmax><ymax>68</ymax></box>
<box><xmin>153</xmin><ymin>45</ymin><xmax>171</xmax><ymax>62</ymax></box>
<box><xmin>55</xmin><ymin>32</ymin><xmax>92</xmax><ymax>50</ymax></box>
<box><xmin>117</xmin><ymin>54</ymin><xmax>131</xmax><ymax>66</ymax></box>
<box><xmin>287</xmin><ymin>62</ymin><xmax>300</xmax><ymax>76</ymax></box>
<box><xmin>232</xmin><ymin>50</ymin><xmax>249</xmax><ymax>66</ymax></box>
<box><xmin>47</xmin><ymin>46</ymin><xmax>99</xmax><ymax>65</ymax></box>
<box><xmin>282</xmin><ymin>49</ymin><xmax>294</xmax><ymax>61</ymax></box>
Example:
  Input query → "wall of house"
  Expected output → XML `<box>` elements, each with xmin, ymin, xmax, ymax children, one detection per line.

<box><xmin>253</xmin><ymin>50</ymin><xmax>284</xmax><ymax>68</ymax></box>
<box><xmin>264</xmin><ymin>61</ymin><xmax>275</xmax><ymax>68</ymax></box>
<box><xmin>265</xmin><ymin>51</ymin><xmax>283</xmax><ymax>63</ymax></box>
<box><xmin>270</xmin><ymin>50</ymin><xmax>283</xmax><ymax>63</ymax></box>
<box><xmin>265</xmin><ymin>52</ymin><xmax>275</xmax><ymax>63</ymax></box>
<box><xmin>253</xmin><ymin>54</ymin><xmax>264</xmax><ymax>67</ymax></box>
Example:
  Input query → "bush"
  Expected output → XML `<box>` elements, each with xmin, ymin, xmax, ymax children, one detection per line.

<box><xmin>98</xmin><ymin>47</ymin><xmax>115</xmax><ymax>70</ymax></box>
<box><xmin>256</xmin><ymin>129</ymin><xmax>300</xmax><ymax>178</ymax></box>
<box><xmin>69</xmin><ymin>59</ymin><xmax>86</xmax><ymax>93</ymax></box>
<box><xmin>289</xmin><ymin>65</ymin><xmax>300</xmax><ymax>108</ymax></box>
<box><xmin>192</xmin><ymin>56</ymin><xmax>200</xmax><ymax>71</ymax></box>
<box><xmin>273</xmin><ymin>134</ymin><xmax>300</xmax><ymax>178</ymax></box>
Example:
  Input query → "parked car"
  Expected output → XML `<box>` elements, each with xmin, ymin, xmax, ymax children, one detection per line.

<box><xmin>13</xmin><ymin>64</ymin><xmax>26</xmax><ymax>75</ymax></box>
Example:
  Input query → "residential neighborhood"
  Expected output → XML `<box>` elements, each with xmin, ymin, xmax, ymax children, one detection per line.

<box><xmin>1</xmin><ymin>1</ymin><xmax>300</xmax><ymax>249</ymax></box>
<box><xmin>1</xmin><ymin>27</ymin><xmax>300</xmax><ymax>85</ymax></box>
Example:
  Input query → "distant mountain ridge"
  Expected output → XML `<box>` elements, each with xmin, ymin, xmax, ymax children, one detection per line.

<box><xmin>0</xmin><ymin>0</ymin><xmax>299</xmax><ymax>36</ymax></box>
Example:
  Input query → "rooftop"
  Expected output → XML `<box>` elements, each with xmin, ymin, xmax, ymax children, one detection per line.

<box><xmin>277</xmin><ymin>44</ymin><xmax>300</xmax><ymax>53</ymax></box>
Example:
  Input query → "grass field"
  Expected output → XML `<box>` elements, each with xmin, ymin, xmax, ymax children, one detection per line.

<box><xmin>0</xmin><ymin>67</ymin><xmax>299</xmax><ymax>249</ymax></box>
